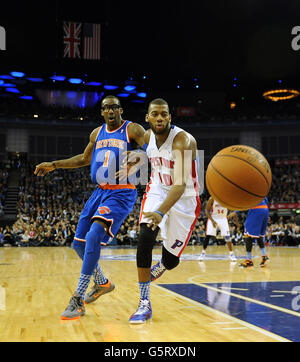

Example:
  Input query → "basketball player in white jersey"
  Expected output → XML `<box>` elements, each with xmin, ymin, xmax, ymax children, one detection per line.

<box><xmin>128</xmin><ymin>98</ymin><xmax>201</xmax><ymax>324</ymax></box>
<box><xmin>198</xmin><ymin>196</ymin><xmax>239</xmax><ymax>261</ymax></box>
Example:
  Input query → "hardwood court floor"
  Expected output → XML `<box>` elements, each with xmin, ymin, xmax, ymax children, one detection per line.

<box><xmin>0</xmin><ymin>244</ymin><xmax>299</xmax><ymax>342</ymax></box>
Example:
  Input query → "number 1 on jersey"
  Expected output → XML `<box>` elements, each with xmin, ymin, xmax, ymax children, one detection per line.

<box><xmin>103</xmin><ymin>150</ymin><xmax>111</xmax><ymax>167</ymax></box>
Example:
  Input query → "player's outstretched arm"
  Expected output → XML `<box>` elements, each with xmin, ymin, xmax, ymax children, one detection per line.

<box><xmin>34</xmin><ymin>127</ymin><xmax>99</xmax><ymax>177</ymax></box>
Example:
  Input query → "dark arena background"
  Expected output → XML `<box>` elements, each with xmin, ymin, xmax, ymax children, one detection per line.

<box><xmin>0</xmin><ymin>0</ymin><xmax>300</xmax><ymax>346</ymax></box>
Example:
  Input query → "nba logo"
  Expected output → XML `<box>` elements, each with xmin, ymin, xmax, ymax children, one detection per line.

<box><xmin>171</xmin><ymin>239</ymin><xmax>184</xmax><ymax>249</ymax></box>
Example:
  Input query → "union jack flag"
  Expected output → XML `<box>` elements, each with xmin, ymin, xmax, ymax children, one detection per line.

<box><xmin>63</xmin><ymin>22</ymin><xmax>81</xmax><ymax>58</ymax></box>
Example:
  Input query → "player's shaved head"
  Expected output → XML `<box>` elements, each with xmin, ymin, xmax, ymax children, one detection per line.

<box><xmin>148</xmin><ymin>98</ymin><xmax>169</xmax><ymax>113</ymax></box>
<box><xmin>101</xmin><ymin>95</ymin><xmax>121</xmax><ymax>107</ymax></box>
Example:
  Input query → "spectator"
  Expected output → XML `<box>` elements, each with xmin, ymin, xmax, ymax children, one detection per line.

<box><xmin>127</xmin><ymin>225</ymin><xmax>138</xmax><ymax>245</ymax></box>
<box><xmin>2</xmin><ymin>226</ymin><xmax>15</xmax><ymax>247</ymax></box>
<box><xmin>17</xmin><ymin>229</ymin><xmax>30</xmax><ymax>247</ymax></box>
<box><xmin>116</xmin><ymin>225</ymin><xmax>128</xmax><ymax>246</ymax></box>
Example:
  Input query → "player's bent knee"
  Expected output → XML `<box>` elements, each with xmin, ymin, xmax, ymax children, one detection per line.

<box><xmin>85</xmin><ymin>221</ymin><xmax>106</xmax><ymax>254</ymax></box>
<box><xmin>136</xmin><ymin>223</ymin><xmax>158</xmax><ymax>268</ymax></box>
<box><xmin>162</xmin><ymin>246</ymin><xmax>179</xmax><ymax>270</ymax></box>
<box><xmin>93</xmin><ymin>218</ymin><xmax>110</xmax><ymax>234</ymax></box>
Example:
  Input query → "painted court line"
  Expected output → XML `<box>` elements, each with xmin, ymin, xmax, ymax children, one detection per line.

<box><xmin>152</xmin><ymin>284</ymin><xmax>290</xmax><ymax>342</ymax></box>
<box><xmin>221</xmin><ymin>287</ymin><xmax>249</xmax><ymax>291</ymax></box>
<box><xmin>189</xmin><ymin>276</ymin><xmax>300</xmax><ymax>318</ymax></box>
<box><xmin>210</xmin><ymin>321</ymin><xmax>236</xmax><ymax>325</ymax></box>
<box><xmin>222</xmin><ymin>327</ymin><xmax>248</xmax><ymax>330</ymax></box>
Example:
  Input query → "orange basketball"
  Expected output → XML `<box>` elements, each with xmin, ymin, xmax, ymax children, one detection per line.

<box><xmin>205</xmin><ymin>145</ymin><xmax>272</xmax><ymax>210</ymax></box>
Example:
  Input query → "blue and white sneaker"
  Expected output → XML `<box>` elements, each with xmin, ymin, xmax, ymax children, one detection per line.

<box><xmin>129</xmin><ymin>299</ymin><xmax>152</xmax><ymax>324</ymax></box>
<box><xmin>150</xmin><ymin>261</ymin><xmax>166</xmax><ymax>281</ymax></box>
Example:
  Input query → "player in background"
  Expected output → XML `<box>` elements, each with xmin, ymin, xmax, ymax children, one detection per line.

<box><xmin>35</xmin><ymin>95</ymin><xmax>145</xmax><ymax>320</ymax></box>
<box><xmin>128</xmin><ymin>98</ymin><xmax>201</xmax><ymax>324</ymax></box>
<box><xmin>198</xmin><ymin>196</ymin><xmax>239</xmax><ymax>261</ymax></box>
<box><xmin>237</xmin><ymin>197</ymin><xmax>270</xmax><ymax>267</ymax></box>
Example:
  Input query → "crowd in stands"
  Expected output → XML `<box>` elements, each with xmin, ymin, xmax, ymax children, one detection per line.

<box><xmin>0</xmin><ymin>162</ymin><xmax>9</xmax><ymax>217</ymax></box>
<box><xmin>2</xmin><ymin>96</ymin><xmax>300</xmax><ymax>127</ymax></box>
<box><xmin>267</xmin><ymin>161</ymin><xmax>300</xmax><ymax>204</ymax></box>
<box><xmin>0</xmin><ymin>158</ymin><xmax>300</xmax><ymax>248</ymax></box>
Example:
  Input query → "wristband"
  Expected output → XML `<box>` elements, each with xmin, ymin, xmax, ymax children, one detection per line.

<box><xmin>155</xmin><ymin>210</ymin><xmax>164</xmax><ymax>218</ymax></box>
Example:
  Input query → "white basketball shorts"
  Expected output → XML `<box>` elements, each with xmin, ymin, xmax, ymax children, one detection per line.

<box><xmin>139</xmin><ymin>192</ymin><xmax>201</xmax><ymax>257</ymax></box>
<box><xmin>206</xmin><ymin>218</ymin><xmax>230</xmax><ymax>237</ymax></box>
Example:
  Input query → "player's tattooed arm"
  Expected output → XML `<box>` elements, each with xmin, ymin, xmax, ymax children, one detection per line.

<box><xmin>34</xmin><ymin>127</ymin><xmax>99</xmax><ymax>176</ymax></box>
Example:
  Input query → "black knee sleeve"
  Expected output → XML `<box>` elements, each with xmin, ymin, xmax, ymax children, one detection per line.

<box><xmin>202</xmin><ymin>235</ymin><xmax>210</xmax><ymax>249</ymax></box>
<box><xmin>257</xmin><ymin>237</ymin><xmax>265</xmax><ymax>249</ymax></box>
<box><xmin>136</xmin><ymin>223</ymin><xmax>158</xmax><ymax>268</ymax></box>
<box><xmin>245</xmin><ymin>237</ymin><xmax>253</xmax><ymax>252</ymax></box>
<box><xmin>162</xmin><ymin>246</ymin><xmax>180</xmax><ymax>270</ymax></box>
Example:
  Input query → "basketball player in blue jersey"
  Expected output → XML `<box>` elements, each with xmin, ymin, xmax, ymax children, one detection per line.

<box><xmin>35</xmin><ymin>95</ymin><xmax>145</xmax><ymax>320</ymax></box>
<box><xmin>230</xmin><ymin>197</ymin><xmax>270</xmax><ymax>268</ymax></box>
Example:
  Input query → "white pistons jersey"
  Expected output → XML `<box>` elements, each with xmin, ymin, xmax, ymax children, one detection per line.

<box><xmin>210</xmin><ymin>200</ymin><xmax>228</xmax><ymax>219</ymax></box>
<box><xmin>206</xmin><ymin>199</ymin><xmax>230</xmax><ymax>237</ymax></box>
<box><xmin>139</xmin><ymin>125</ymin><xmax>201</xmax><ymax>257</ymax></box>
<box><xmin>145</xmin><ymin>125</ymin><xmax>199</xmax><ymax>198</ymax></box>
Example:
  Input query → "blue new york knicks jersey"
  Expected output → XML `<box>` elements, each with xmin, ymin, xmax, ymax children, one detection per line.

<box><xmin>90</xmin><ymin>120</ymin><xmax>134</xmax><ymax>185</ymax></box>
<box><xmin>245</xmin><ymin>197</ymin><xmax>269</xmax><ymax>238</ymax></box>
<box><xmin>74</xmin><ymin>120</ymin><xmax>137</xmax><ymax>245</ymax></box>
<box><xmin>254</xmin><ymin>197</ymin><xmax>268</xmax><ymax>207</ymax></box>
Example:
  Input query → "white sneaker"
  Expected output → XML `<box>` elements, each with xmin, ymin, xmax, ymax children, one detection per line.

<box><xmin>229</xmin><ymin>253</ymin><xmax>237</xmax><ymax>261</ymax></box>
<box><xmin>198</xmin><ymin>251</ymin><xmax>206</xmax><ymax>261</ymax></box>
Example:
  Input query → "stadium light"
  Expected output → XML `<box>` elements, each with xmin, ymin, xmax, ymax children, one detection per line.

<box><xmin>6</xmin><ymin>87</ymin><xmax>20</xmax><ymax>93</ymax></box>
<box><xmin>50</xmin><ymin>75</ymin><xmax>66</xmax><ymax>81</ymax></box>
<box><xmin>0</xmin><ymin>83</ymin><xmax>16</xmax><ymax>87</ymax></box>
<box><xmin>104</xmin><ymin>85</ymin><xmax>118</xmax><ymax>90</ymax></box>
<box><xmin>85</xmin><ymin>81</ymin><xmax>102</xmax><ymax>86</ymax></box>
<box><xmin>19</xmin><ymin>96</ymin><xmax>33</xmax><ymax>100</ymax></box>
<box><xmin>137</xmin><ymin>92</ymin><xmax>147</xmax><ymax>98</ymax></box>
<box><xmin>68</xmin><ymin>78</ymin><xmax>83</xmax><ymax>84</ymax></box>
<box><xmin>117</xmin><ymin>93</ymin><xmax>130</xmax><ymax>97</ymax></box>
<box><xmin>0</xmin><ymin>75</ymin><xmax>14</xmax><ymax>79</ymax></box>
<box><xmin>263</xmin><ymin>89</ymin><xmax>300</xmax><ymax>101</ymax></box>
<box><xmin>26</xmin><ymin>77</ymin><xmax>44</xmax><ymax>82</ymax></box>
<box><xmin>124</xmin><ymin>85</ymin><xmax>136</xmax><ymax>92</ymax></box>
<box><xmin>10</xmin><ymin>71</ymin><xmax>25</xmax><ymax>77</ymax></box>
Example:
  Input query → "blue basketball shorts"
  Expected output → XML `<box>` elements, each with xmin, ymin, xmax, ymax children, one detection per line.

<box><xmin>244</xmin><ymin>207</ymin><xmax>269</xmax><ymax>238</ymax></box>
<box><xmin>74</xmin><ymin>185</ymin><xmax>137</xmax><ymax>245</ymax></box>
